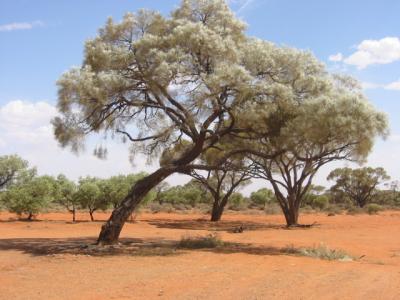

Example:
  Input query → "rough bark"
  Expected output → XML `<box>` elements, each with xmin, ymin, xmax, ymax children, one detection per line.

<box><xmin>97</xmin><ymin>167</ymin><xmax>175</xmax><ymax>245</ymax></box>
<box><xmin>275</xmin><ymin>193</ymin><xmax>300</xmax><ymax>227</ymax></box>
<box><xmin>210</xmin><ymin>197</ymin><xmax>222</xmax><ymax>222</ymax></box>
<box><xmin>210</xmin><ymin>195</ymin><xmax>230</xmax><ymax>222</ymax></box>
<box><xmin>282</xmin><ymin>204</ymin><xmax>299</xmax><ymax>226</ymax></box>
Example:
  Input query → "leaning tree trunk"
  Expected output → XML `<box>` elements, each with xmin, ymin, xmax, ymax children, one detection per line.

<box><xmin>89</xmin><ymin>210</ymin><xmax>95</xmax><ymax>222</ymax></box>
<box><xmin>97</xmin><ymin>167</ymin><xmax>175</xmax><ymax>245</ymax></box>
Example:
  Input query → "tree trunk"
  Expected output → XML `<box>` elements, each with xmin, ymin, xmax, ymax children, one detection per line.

<box><xmin>210</xmin><ymin>203</ymin><xmax>223</xmax><ymax>221</ymax></box>
<box><xmin>210</xmin><ymin>195</ymin><xmax>229</xmax><ymax>222</ymax></box>
<box><xmin>277</xmin><ymin>194</ymin><xmax>300</xmax><ymax>227</ymax></box>
<box><xmin>357</xmin><ymin>197</ymin><xmax>367</xmax><ymax>208</ymax></box>
<box><xmin>89</xmin><ymin>210</ymin><xmax>95</xmax><ymax>222</ymax></box>
<box><xmin>72</xmin><ymin>208</ymin><xmax>76</xmax><ymax>223</ymax></box>
<box><xmin>97</xmin><ymin>167</ymin><xmax>175</xmax><ymax>245</ymax></box>
<box><xmin>128</xmin><ymin>212</ymin><xmax>137</xmax><ymax>223</ymax></box>
<box><xmin>27</xmin><ymin>212</ymin><xmax>33</xmax><ymax>221</ymax></box>
<box><xmin>283</xmin><ymin>206</ymin><xmax>299</xmax><ymax>226</ymax></box>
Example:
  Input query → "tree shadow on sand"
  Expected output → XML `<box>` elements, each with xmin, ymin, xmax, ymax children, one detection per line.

<box><xmin>145</xmin><ymin>218</ymin><xmax>287</xmax><ymax>232</ymax></box>
<box><xmin>0</xmin><ymin>237</ymin><xmax>299</xmax><ymax>258</ymax></box>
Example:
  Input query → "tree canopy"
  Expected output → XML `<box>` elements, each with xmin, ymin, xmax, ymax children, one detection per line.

<box><xmin>0</xmin><ymin>155</ymin><xmax>36</xmax><ymax>190</ymax></box>
<box><xmin>247</xmin><ymin>74</ymin><xmax>388</xmax><ymax>225</ymax></box>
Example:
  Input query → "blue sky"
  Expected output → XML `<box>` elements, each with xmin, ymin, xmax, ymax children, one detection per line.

<box><xmin>0</xmin><ymin>0</ymin><xmax>399</xmax><ymax>191</ymax></box>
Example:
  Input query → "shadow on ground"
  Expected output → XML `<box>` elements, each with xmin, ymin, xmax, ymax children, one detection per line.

<box><xmin>145</xmin><ymin>218</ymin><xmax>287</xmax><ymax>232</ymax></box>
<box><xmin>0</xmin><ymin>237</ymin><xmax>297</xmax><ymax>258</ymax></box>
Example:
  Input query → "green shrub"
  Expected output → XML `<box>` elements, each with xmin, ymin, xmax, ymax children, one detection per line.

<box><xmin>366</xmin><ymin>203</ymin><xmax>383</xmax><ymax>215</ymax></box>
<box><xmin>228</xmin><ymin>193</ymin><xmax>247</xmax><ymax>211</ymax></box>
<box><xmin>312</xmin><ymin>195</ymin><xmax>329</xmax><ymax>210</ymax></box>
<box><xmin>178</xmin><ymin>233</ymin><xmax>223</xmax><ymax>249</ymax></box>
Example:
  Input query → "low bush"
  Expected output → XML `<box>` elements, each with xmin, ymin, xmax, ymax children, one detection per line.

<box><xmin>324</xmin><ymin>205</ymin><xmax>342</xmax><ymax>216</ymax></box>
<box><xmin>178</xmin><ymin>233</ymin><xmax>223</xmax><ymax>249</ymax></box>
<box><xmin>300</xmin><ymin>244</ymin><xmax>353</xmax><ymax>261</ymax></box>
<box><xmin>346</xmin><ymin>206</ymin><xmax>364</xmax><ymax>215</ymax></box>
<box><xmin>312</xmin><ymin>195</ymin><xmax>329</xmax><ymax>210</ymax></box>
<box><xmin>147</xmin><ymin>203</ymin><xmax>175</xmax><ymax>213</ymax></box>
<box><xmin>366</xmin><ymin>203</ymin><xmax>383</xmax><ymax>215</ymax></box>
<box><xmin>284</xmin><ymin>243</ymin><xmax>353</xmax><ymax>261</ymax></box>
<box><xmin>173</xmin><ymin>203</ymin><xmax>193</xmax><ymax>211</ymax></box>
<box><xmin>264</xmin><ymin>203</ymin><xmax>281</xmax><ymax>215</ymax></box>
<box><xmin>300</xmin><ymin>205</ymin><xmax>316</xmax><ymax>214</ymax></box>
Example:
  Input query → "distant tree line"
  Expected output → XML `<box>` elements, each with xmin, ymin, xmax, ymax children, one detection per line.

<box><xmin>1</xmin><ymin>155</ymin><xmax>399</xmax><ymax>223</ymax></box>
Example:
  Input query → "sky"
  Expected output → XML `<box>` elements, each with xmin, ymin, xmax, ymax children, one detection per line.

<box><xmin>0</xmin><ymin>0</ymin><xmax>399</xmax><ymax>194</ymax></box>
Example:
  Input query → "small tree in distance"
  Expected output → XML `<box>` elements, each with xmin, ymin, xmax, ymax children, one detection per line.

<box><xmin>74</xmin><ymin>177</ymin><xmax>106</xmax><ymax>221</ymax></box>
<box><xmin>55</xmin><ymin>174</ymin><xmax>79</xmax><ymax>222</ymax></box>
<box><xmin>2</xmin><ymin>176</ymin><xmax>54</xmax><ymax>220</ymax></box>
<box><xmin>188</xmin><ymin>150</ymin><xmax>252</xmax><ymax>221</ymax></box>
<box><xmin>328</xmin><ymin>167</ymin><xmax>390</xmax><ymax>208</ymax></box>
<box><xmin>250</xmin><ymin>188</ymin><xmax>275</xmax><ymax>209</ymax></box>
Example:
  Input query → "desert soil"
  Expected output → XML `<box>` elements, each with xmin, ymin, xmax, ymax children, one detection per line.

<box><xmin>0</xmin><ymin>210</ymin><xmax>399</xmax><ymax>300</ymax></box>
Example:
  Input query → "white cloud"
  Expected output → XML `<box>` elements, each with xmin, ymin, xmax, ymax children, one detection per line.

<box><xmin>328</xmin><ymin>53</ymin><xmax>343</xmax><ymax>62</ymax></box>
<box><xmin>360</xmin><ymin>79</ymin><xmax>400</xmax><ymax>91</ymax></box>
<box><xmin>361</xmin><ymin>82</ymin><xmax>382</xmax><ymax>90</ymax></box>
<box><xmin>384</xmin><ymin>79</ymin><xmax>400</xmax><ymax>91</ymax></box>
<box><xmin>343</xmin><ymin>37</ymin><xmax>400</xmax><ymax>69</ymax></box>
<box><xmin>0</xmin><ymin>100</ymin><xmax>56</xmax><ymax>143</ymax></box>
<box><xmin>0</xmin><ymin>21</ymin><xmax>44</xmax><ymax>32</ymax></box>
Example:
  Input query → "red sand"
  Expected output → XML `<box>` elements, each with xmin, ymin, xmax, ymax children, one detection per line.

<box><xmin>1</xmin><ymin>211</ymin><xmax>399</xmax><ymax>299</ymax></box>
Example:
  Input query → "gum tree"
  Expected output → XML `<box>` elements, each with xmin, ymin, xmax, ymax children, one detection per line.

<box><xmin>249</xmin><ymin>77</ymin><xmax>388</xmax><ymax>226</ymax></box>
<box><xmin>328</xmin><ymin>167</ymin><xmax>390</xmax><ymax>208</ymax></box>
<box><xmin>74</xmin><ymin>177</ymin><xmax>109</xmax><ymax>221</ymax></box>
<box><xmin>52</xmin><ymin>0</ymin><xmax>341</xmax><ymax>243</ymax></box>
<box><xmin>55</xmin><ymin>174</ymin><xmax>79</xmax><ymax>222</ymax></box>
<box><xmin>188</xmin><ymin>149</ymin><xmax>251</xmax><ymax>221</ymax></box>
<box><xmin>52</xmin><ymin>0</ymin><xmax>286</xmax><ymax>244</ymax></box>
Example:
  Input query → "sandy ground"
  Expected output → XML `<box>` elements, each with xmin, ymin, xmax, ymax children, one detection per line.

<box><xmin>0</xmin><ymin>210</ymin><xmax>400</xmax><ymax>300</ymax></box>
